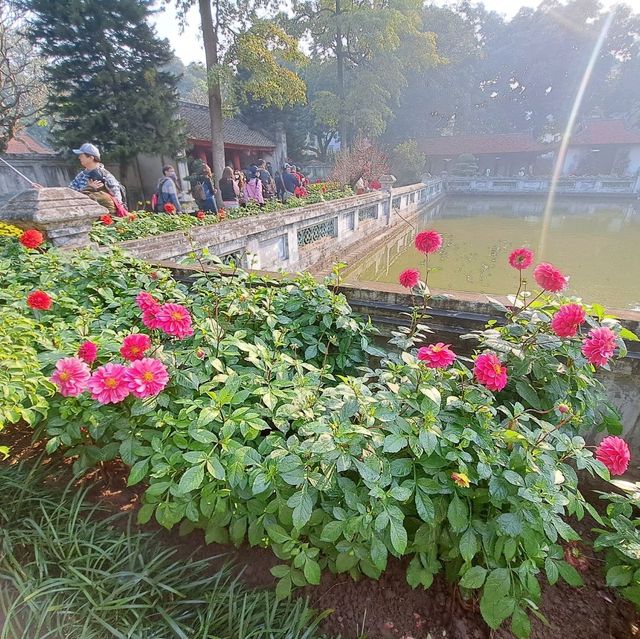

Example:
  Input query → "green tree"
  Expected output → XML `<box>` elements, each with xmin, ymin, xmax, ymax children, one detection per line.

<box><xmin>21</xmin><ymin>0</ymin><xmax>183</xmax><ymax>171</ymax></box>
<box><xmin>292</xmin><ymin>0</ymin><xmax>442</xmax><ymax>148</ymax></box>
<box><xmin>174</xmin><ymin>1</ymin><xmax>306</xmax><ymax>199</ymax></box>
<box><xmin>451</xmin><ymin>153</ymin><xmax>478</xmax><ymax>177</ymax></box>
<box><xmin>392</xmin><ymin>140</ymin><xmax>425</xmax><ymax>186</ymax></box>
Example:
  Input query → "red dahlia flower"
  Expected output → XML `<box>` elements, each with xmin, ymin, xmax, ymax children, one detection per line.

<box><xmin>508</xmin><ymin>247</ymin><xmax>533</xmax><ymax>270</ymax></box>
<box><xmin>417</xmin><ymin>343</ymin><xmax>456</xmax><ymax>369</ymax></box>
<box><xmin>414</xmin><ymin>230</ymin><xmax>442</xmax><ymax>254</ymax></box>
<box><xmin>399</xmin><ymin>268</ymin><xmax>420</xmax><ymax>288</ymax></box>
<box><xmin>581</xmin><ymin>326</ymin><xmax>617</xmax><ymax>366</ymax></box>
<box><xmin>27</xmin><ymin>290</ymin><xmax>52</xmax><ymax>310</ymax></box>
<box><xmin>473</xmin><ymin>352</ymin><xmax>508</xmax><ymax>392</ymax></box>
<box><xmin>19</xmin><ymin>229</ymin><xmax>44</xmax><ymax>249</ymax></box>
<box><xmin>100</xmin><ymin>214</ymin><xmax>113</xmax><ymax>225</ymax></box>
<box><xmin>595</xmin><ymin>436</ymin><xmax>630</xmax><ymax>476</ymax></box>
<box><xmin>533</xmin><ymin>262</ymin><xmax>567</xmax><ymax>293</ymax></box>
<box><xmin>164</xmin><ymin>203</ymin><xmax>176</xmax><ymax>214</ymax></box>
<box><xmin>551</xmin><ymin>303</ymin><xmax>586</xmax><ymax>338</ymax></box>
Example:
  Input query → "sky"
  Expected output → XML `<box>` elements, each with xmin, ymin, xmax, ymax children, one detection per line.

<box><xmin>152</xmin><ymin>0</ymin><xmax>621</xmax><ymax>64</ymax></box>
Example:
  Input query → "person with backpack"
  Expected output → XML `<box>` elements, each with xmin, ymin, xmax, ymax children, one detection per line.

<box><xmin>153</xmin><ymin>165</ymin><xmax>182</xmax><ymax>213</ymax></box>
<box><xmin>69</xmin><ymin>143</ymin><xmax>125</xmax><ymax>203</ymax></box>
<box><xmin>192</xmin><ymin>164</ymin><xmax>218</xmax><ymax>214</ymax></box>
<box><xmin>219</xmin><ymin>166</ymin><xmax>240</xmax><ymax>209</ymax></box>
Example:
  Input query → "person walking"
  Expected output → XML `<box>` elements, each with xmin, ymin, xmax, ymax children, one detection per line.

<box><xmin>282</xmin><ymin>164</ymin><xmax>300</xmax><ymax>199</ymax></box>
<box><xmin>154</xmin><ymin>165</ymin><xmax>182</xmax><ymax>213</ymax></box>
<box><xmin>219</xmin><ymin>166</ymin><xmax>240</xmax><ymax>209</ymax></box>
<box><xmin>244</xmin><ymin>169</ymin><xmax>265</xmax><ymax>206</ymax></box>
<box><xmin>69</xmin><ymin>143</ymin><xmax>124</xmax><ymax>202</ymax></box>
<box><xmin>192</xmin><ymin>165</ymin><xmax>218</xmax><ymax>214</ymax></box>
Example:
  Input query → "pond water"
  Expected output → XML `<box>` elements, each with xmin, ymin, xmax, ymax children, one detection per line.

<box><xmin>346</xmin><ymin>196</ymin><xmax>640</xmax><ymax>310</ymax></box>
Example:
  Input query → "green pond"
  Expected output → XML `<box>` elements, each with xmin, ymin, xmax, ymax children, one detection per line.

<box><xmin>346</xmin><ymin>196</ymin><xmax>640</xmax><ymax>311</ymax></box>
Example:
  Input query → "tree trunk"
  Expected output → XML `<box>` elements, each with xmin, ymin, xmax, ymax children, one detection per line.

<box><xmin>198</xmin><ymin>0</ymin><xmax>225</xmax><ymax>206</ymax></box>
<box><xmin>335</xmin><ymin>0</ymin><xmax>348</xmax><ymax>151</ymax></box>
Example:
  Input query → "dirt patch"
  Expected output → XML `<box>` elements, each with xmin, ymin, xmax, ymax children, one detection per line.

<box><xmin>2</xmin><ymin>423</ymin><xmax>639</xmax><ymax>639</ymax></box>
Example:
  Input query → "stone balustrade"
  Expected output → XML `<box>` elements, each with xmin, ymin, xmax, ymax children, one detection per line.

<box><xmin>446</xmin><ymin>176</ymin><xmax>640</xmax><ymax>196</ymax></box>
<box><xmin>115</xmin><ymin>180</ymin><xmax>444</xmax><ymax>270</ymax></box>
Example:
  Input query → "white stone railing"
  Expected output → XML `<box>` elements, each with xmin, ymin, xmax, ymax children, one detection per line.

<box><xmin>446</xmin><ymin>176</ymin><xmax>640</xmax><ymax>195</ymax></box>
<box><xmin>116</xmin><ymin>180</ymin><xmax>444</xmax><ymax>271</ymax></box>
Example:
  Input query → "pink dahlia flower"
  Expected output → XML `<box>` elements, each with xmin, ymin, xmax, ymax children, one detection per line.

<box><xmin>533</xmin><ymin>262</ymin><xmax>568</xmax><ymax>293</ymax></box>
<box><xmin>77</xmin><ymin>341</ymin><xmax>98</xmax><ymax>365</ymax></box>
<box><xmin>155</xmin><ymin>303</ymin><xmax>194</xmax><ymax>339</ymax></box>
<box><xmin>51</xmin><ymin>357</ymin><xmax>91</xmax><ymax>397</ymax></box>
<box><xmin>473</xmin><ymin>352</ymin><xmax>508</xmax><ymax>392</ymax></box>
<box><xmin>508</xmin><ymin>247</ymin><xmax>534</xmax><ymax>270</ymax></box>
<box><xmin>125</xmin><ymin>357</ymin><xmax>169</xmax><ymax>398</ymax></box>
<box><xmin>417</xmin><ymin>343</ymin><xmax>456</xmax><ymax>369</ymax></box>
<box><xmin>415</xmin><ymin>230</ymin><xmax>442</xmax><ymax>254</ymax></box>
<box><xmin>142</xmin><ymin>308</ymin><xmax>162</xmax><ymax>330</ymax></box>
<box><xmin>87</xmin><ymin>363</ymin><xmax>130</xmax><ymax>404</ymax></box>
<box><xmin>581</xmin><ymin>326</ymin><xmax>617</xmax><ymax>366</ymax></box>
<box><xmin>551</xmin><ymin>303</ymin><xmax>586</xmax><ymax>338</ymax></box>
<box><xmin>120</xmin><ymin>333</ymin><xmax>152</xmax><ymax>361</ymax></box>
<box><xmin>399</xmin><ymin>268</ymin><xmax>420</xmax><ymax>289</ymax></box>
<box><xmin>595</xmin><ymin>436</ymin><xmax>630</xmax><ymax>476</ymax></box>
<box><xmin>136</xmin><ymin>291</ymin><xmax>160</xmax><ymax>314</ymax></box>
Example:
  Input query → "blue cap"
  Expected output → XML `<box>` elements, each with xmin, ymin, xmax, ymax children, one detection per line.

<box><xmin>72</xmin><ymin>143</ymin><xmax>101</xmax><ymax>159</ymax></box>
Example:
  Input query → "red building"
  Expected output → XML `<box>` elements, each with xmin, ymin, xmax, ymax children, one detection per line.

<box><xmin>179</xmin><ymin>102</ymin><xmax>277</xmax><ymax>170</ymax></box>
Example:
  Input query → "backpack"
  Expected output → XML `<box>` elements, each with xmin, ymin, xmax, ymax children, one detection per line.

<box><xmin>192</xmin><ymin>181</ymin><xmax>206</xmax><ymax>202</ymax></box>
<box><xmin>152</xmin><ymin>177</ymin><xmax>171</xmax><ymax>212</ymax></box>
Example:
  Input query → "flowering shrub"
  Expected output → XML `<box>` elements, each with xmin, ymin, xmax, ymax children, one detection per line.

<box><xmin>89</xmin><ymin>184</ymin><xmax>353</xmax><ymax>246</ymax></box>
<box><xmin>2</xmin><ymin>227</ymin><xmax>639</xmax><ymax>638</ymax></box>
<box><xmin>0</xmin><ymin>221</ymin><xmax>23</xmax><ymax>238</ymax></box>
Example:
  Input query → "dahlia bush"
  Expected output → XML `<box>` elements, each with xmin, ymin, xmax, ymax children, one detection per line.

<box><xmin>1</xmin><ymin>228</ymin><xmax>639</xmax><ymax>638</ymax></box>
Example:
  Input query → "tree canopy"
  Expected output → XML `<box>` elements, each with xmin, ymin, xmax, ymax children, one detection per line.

<box><xmin>21</xmin><ymin>0</ymin><xmax>184</xmax><ymax>167</ymax></box>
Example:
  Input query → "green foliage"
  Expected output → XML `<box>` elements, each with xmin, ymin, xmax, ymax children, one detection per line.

<box><xmin>21</xmin><ymin>0</ymin><xmax>184</xmax><ymax>165</ymax></box>
<box><xmin>0</xmin><ymin>307</ymin><xmax>51</xmax><ymax>439</ymax></box>
<box><xmin>228</xmin><ymin>22</ymin><xmax>307</xmax><ymax>110</ymax></box>
<box><xmin>392</xmin><ymin>140</ymin><xmax>426</xmax><ymax>186</ymax></box>
<box><xmin>292</xmin><ymin>0</ymin><xmax>443</xmax><ymax>142</ymax></box>
<box><xmin>0</xmin><ymin>463</ymin><xmax>326</xmax><ymax>638</ymax></box>
<box><xmin>594</xmin><ymin>488</ymin><xmax>640</xmax><ymax>610</ymax></box>
<box><xmin>2</xmin><ymin>225</ymin><xmax>637</xmax><ymax>637</ymax></box>
<box><xmin>451</xmin><ymin>153</ymin><xmax>479</xmax><ymax>177</ymax></box>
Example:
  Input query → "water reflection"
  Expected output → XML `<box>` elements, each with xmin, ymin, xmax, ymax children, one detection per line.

<box><xmin>347</xmin><ymin>196</ymin><xmax>640</xmax><ymax>310</ymax></box>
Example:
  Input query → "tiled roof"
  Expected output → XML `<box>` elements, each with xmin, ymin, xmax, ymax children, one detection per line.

<box><xmin>179</xmin><ymin>101</ymin><xmax>275</xmax><ymax>148</ymax></box>
<box><xmin>570</xmin><ymin>119</ymin><xmax>640</xmax><ymax>146</ymax></box>
<box><xmin>5</xmin><ymin>131</ymin><xmax>56</xmax><ymax>155</ymax></box>
<box><xmin>418</xmin><ymin>119</ymin><xmax>640</xmax><ymax>157</ymax></box>
<box><xmin>418</xmin><ymin>133</ymin><xmax>550</xmax><ymax>157</ymax></box>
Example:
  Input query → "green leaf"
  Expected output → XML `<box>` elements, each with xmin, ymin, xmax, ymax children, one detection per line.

<box><xmin>383</xmin><ymin>434</ymin><xmax>407</xmax><ymax>453</ymax></box>
<box><xmin>460</xmin><ymin>565</ymin><xmax>487</xmax><ymax>589</ymax></box>
<box><xmin>516</xmin><ymin>381</ymin><xmax>541</xmax><ymax>409</ymax></box>
<box><xmin>619</xmin><ymin>327</ymin><xmax>639</xmax><ymax>342</ymax></box>
<box><xmin>415</xmin><ymin>491</ymin><xmax>435</xmax><ymax>523</ymax></box>
<box><xmin>480</xmin><ymin>594</ymin><xmax>515</xmax><ymax>630</ymax></box>
<box><xmin>127</xmin><ymin>459</ymin><xmax>149</xmax><ymax>486</ymax></box>
<box><xmin>275</xmin><ymin>576</ymin><xmax>292</xmax><ymax>600</ymax></box>
<box><xmin>545</xmin><ymin>558</ymin><xmax>559</xmax><ymax>585</ymax></box>
<box><xmin>606</xmin><ymin>565</ymin><xmax>633</xmax><ymax>588</ymax></box>
<box><xmin>389</xmin><ymin>518</ymin><xmax>408</xmax><ymax>554</ymax></box>
<box><xmin>178</xmin><ymin>464</ymin><xmax>205</xmax><ymax>493</ymax></box>
<box><xmin>303</xmin><ymin>558</ymin><xmax>321</xmax><ymax>585</ymax></box>
<box><xmin>320</xmin><ymin>520</ymin><xmax>344</xmax><ymax>543</ymax></box>
<box><xmin>460</xmin><ymin>527</ymin><xmax>478</xmax><ymax>562</ymax></box>
<box><xmin>447</xmin><ymin>494</ymin><xmax>469</xmax><ymax>533</ymax></box>
<box><xmin>511</xmin><ymin>606</ymin><xmax>532</xmax><ymax>639</ymax></box>
<box><xmin>497</xmin><ymin>512</ymin><xmax>523</xmax><ymax>537</ymax></box>
<box><xmin>558</xmin><ymin>561</ymin><xmax>584</xmax><ymax>587</ymax></box>
<box><xmin>370</xmin><ymin>537</ymin><xmax>388</xmax><ymax>571</ymax></box>
<box><xmin>287</xmin><ymin>489</ymin><xmax>314</xmax><ymax>530</ymax></box>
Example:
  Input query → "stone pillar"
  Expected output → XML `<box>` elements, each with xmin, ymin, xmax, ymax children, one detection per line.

<box><xmin>175</xmin><ymin>153</ymin><xmax>196</xmax><ymax>213</ymax></box>
<box><xmin>379</xmin><ymin>174</ymin><xmax>396</xmax><ymax>193</ymax></box>
<box><xmin>378</xmin><ymin>175</ymin><xmax>396</xmax><ymax>225</ymax></box>
<box><xmin>0</xmin><ymin>187</ymin><xmax>107</xmax><ymax>248</ymax></box>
